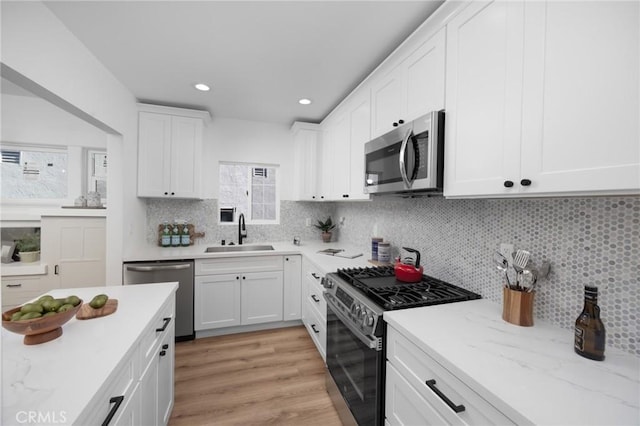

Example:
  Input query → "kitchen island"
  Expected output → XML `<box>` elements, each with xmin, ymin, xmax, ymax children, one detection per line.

<box><xmin>2</xmin><ymin>282</ymin><xmax>178</xmax><ymax>425</ymax></box>
<box><xmin>384</xmin><ymin>299</ymin><xmax>640</xmax><ymax>425</ymax></box>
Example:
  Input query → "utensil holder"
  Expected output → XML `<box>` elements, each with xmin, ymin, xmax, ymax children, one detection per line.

<box><xmin>502</xmin><ymin>287</ymin><xmax>534</xmax><ymax>326</ymax></box>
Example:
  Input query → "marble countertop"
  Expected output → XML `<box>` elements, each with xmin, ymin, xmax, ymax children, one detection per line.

<box><xmin>123</xmin><ymin>241</ymin><xmax>374</xmax><ymax>275</ymax></box>
<box><xmin>384</xmin><ymin>299</ymin><xmax>640</xmax><ymax>426</ymax></box>
<box><xmin>1</xmin><ymin>261</ymin><xmax>48</xmax><ymax>277</ymax></box>
<box><xmin>2</xmin><ymin>282</ymin><xmax>178</xmax><ymax>425</ymax></box>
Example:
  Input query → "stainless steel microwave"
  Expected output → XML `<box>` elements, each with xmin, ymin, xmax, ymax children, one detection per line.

<box><xmin>364</xmin><ymin>110</ymin><xmax>444</xmax><ymax>195</ymax></box>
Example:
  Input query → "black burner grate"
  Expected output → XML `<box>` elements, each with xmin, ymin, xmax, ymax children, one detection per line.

<box><xmin>337</xmin><ymin>266</ymin><xmax>481</xmax><ymax>310</ymax></box>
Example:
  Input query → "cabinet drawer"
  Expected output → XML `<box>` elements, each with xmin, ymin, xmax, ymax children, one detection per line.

<box><xmin>76</xmin><ymin>348</ymin><xmax>140</xmax><ymax>426</ymax></box>
<box><xmin>386</xmin><ymin>362</ymin><xmax>448</xmax><ymax>426</ymax></box>
<box><xmin>1</xmin><ymin>275</ymin><xmax>51</xmax><ymax>308</ymax></box>
<box><xmin>305</xmin><ymin>272</ymin><xmax>326</xmax><ymax>320</ymax></box>
<box><xmin>303</xmin><ymin>298</ymin><xmax>326</xmax><ymax>361</ymax></box>
<box><xmin>139</xmin><ymin>297</ymin><xmax>175</xmax><ymax>370</ymax></box>
<box><xmin>387</xmin><ymin>327</ymin><xmax>514</xmax><ymax>425</ymax></box>
<box><xmin>196</xmin><ymin>256</ymin><xmax>283</xmax><ymax>275</ymax></box>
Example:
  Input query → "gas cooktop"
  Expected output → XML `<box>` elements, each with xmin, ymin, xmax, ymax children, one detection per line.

<box><xmin>336</xmin><ymin>266</ymin><xmax>481</xmax><ymax>310</ymax></box>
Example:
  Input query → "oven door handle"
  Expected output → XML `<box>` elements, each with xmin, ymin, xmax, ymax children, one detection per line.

<box><xmin>324</xmin><ymin>294</ymin><xmax>382</xmax><ymax>351</ymax></box>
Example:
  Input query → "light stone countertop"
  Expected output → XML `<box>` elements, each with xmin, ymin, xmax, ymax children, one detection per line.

<box><xmin>1</xmin><ymin>262</ymin><xmax>48</xmax><ymax>277</ymax></box>
<box><xmin>2</xmin><ymin>282</ymin><xmax>178</xmax><ymax>426</ymax></box>
<box><xmin>384</xmin><ymin>299</ymin><xmax>640</xmax><ymax>426</ymax></box>
<box><xmin>123</xmin><ymin>241</ymin><xmax>374</xmax><ymax>274</ymax></box>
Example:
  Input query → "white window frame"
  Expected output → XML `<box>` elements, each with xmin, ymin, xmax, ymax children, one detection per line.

<box><xmin>218</xmin><ymin>162</ymin><xmax>280</xmax><ymax>225</ymax></box>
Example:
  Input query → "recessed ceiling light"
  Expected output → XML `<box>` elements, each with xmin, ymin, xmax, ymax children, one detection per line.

<box><xmin>194</xmin><ymin>83</ymin><xmax>210</xmax><ymax>91</ymax></box>
<box><xmin>298</xmin><ymin>98</ymin><xmax>312</xmax><ymax>105</ymax></box>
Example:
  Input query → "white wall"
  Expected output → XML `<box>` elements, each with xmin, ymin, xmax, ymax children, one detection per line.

<box><xmin>1</xmin><ymin>94</ymin><xmax>107</xmax><ymax>148</ymax></box>
<box><xmin>1</xmin><ymin>1</ymin><xmax>142</xmax><ymax>285</ymax></box>
<box><xmin>202</xmin><ymin>117</ymin><xmax>295</xmax><ymax>200</ymax></box>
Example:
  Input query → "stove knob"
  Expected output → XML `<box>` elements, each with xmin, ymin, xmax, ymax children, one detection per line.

<box><xmin>366</xmin><ymin>315</ymin><xmax>374</xmax><ymax>327</ymax></box>
<box><xmin>323</xmin><ymin>278</ymin><xmax>333</xmax><ymax>289</ymax></box>
<box><xmin>359</xmin><ymin>308</ymin><xmax>367</xmax><ymax>319</ymax></box>
<box><xmin>354</xmin><ymin>304</ymin><xmax>362</xmax><ymax>316</ymax></box>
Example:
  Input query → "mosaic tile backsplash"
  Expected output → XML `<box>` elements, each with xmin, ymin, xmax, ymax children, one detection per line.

<box><xmin>332</xmin><ymin>196</ymin><xmax>639</xmax><ymax>357</ymax></box>
<box><xmin>147</xmin><ymin>196</ymin><xmax>639</xmax><ymax>356</ymax></box>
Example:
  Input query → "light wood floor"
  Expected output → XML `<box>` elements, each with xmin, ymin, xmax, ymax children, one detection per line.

<box><xmin>169</xmin><ymin>325</ymin><xmax>342</xmax><ymax>426</ymax></box>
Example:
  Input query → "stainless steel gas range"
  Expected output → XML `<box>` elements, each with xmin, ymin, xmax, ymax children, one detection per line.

<box><xmin>323</xmin><ymin>266</ymin><xmax>481</xmax><ymax>426</ymax></box>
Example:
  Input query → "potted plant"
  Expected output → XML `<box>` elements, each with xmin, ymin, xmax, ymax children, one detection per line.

<box><xmin>314</xmin><ymin>217</ymin><xmax>336</xmax><ymax>243</ymax></box>
<box><xmin>16</xmin><ymin>233</ymin><xmax>40</xmax><ymax>263</ymax></box>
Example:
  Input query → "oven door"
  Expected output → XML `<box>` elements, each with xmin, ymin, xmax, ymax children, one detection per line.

<box><xmin>325</xmin><ymin>299</ymin><xmax>384</xmax><ymax>426</ymax></box>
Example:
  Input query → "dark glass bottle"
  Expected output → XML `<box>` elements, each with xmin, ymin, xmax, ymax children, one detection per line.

<box><xmin>574</xmin><ymin>286</ymin><xmax>606</xmax><ymax>361</ymax></box>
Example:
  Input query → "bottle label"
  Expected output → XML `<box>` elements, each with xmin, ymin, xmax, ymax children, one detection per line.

<box><xmin>574</xmin><ymin>327</ymin><xmax>585</xmax><ymax>351</ymax></box>
<box><xmin>171</xmin><ymin>235</ymin><xmax>180</xmax><ymax>246</ymax></box>
<box><xmin>181</xmin><ymin>235</ymin><xmax>190</xmax><ymax>246</ymax></box>
<box><xmin>161</xmin><ymin>235</ymin><xmax>171</xmax><ymax>247</ymax></box>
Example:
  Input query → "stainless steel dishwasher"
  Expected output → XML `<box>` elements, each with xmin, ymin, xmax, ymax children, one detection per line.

<box><xmin>123</xmin><ymin>260</ymin><xmax>194</xmax><ymax>341</ymax></box>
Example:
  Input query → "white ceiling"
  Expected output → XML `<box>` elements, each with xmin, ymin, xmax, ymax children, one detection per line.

<box><xmin>44</xmin><ymin>1</ymin><xmax>444</xmax><ymax>125</ymax></box>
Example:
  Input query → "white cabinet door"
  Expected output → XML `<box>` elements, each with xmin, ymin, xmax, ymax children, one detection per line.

<box><xmin>347</xmin><ymin>90</ymin><xmax>372</xmax><ymax>201</ymax></box>
<box><xmin>444</xmin><ymin>0</ymin><xmax>525</xmax><ymax>197</ymax></box>
<box><xmin>157</xmin><ymin>326</ymin><xmax>175</xmax><ymax>425</ymax></box>
<box><xmin>40</xmin><ymin>217</ymin><xmax>106</xmax><ymax>288</ymax></box>
<box><xmin>328</xmin><ymin>109</ymin><xmax>351</xmax><ymax>200</ymax></box>
<box><xmin>404</xmin><ymin>27</ymin><xmax>445</xmax><ymax>122</ymax></box>
<box><xmin>137</xmin><ymin>107</ymin><xmax>207</xmax><ymax>199</ymax></box>
<box><xmin>112</xmin><ymin>384</ymin><xmax>141</xmax><ymax>426</ymax></box>
<box><xmin>283</xmin><ymin>255</ymin><xmax>302</xmax><ymax>321</ymax></box>
<box><xmin>241</xmin><ymin>271</ymin><xmax>284</xmax><ymax>325</ymax></box>
<box><xmin>194</xmin><ymin>274</ymin><xmax>241</xmax><ymax>330</ymax></box>
<box><xmin>291</xmin><ymin>123</ymin><xmax>319</xmax><ymax>201</ymax></box>
<box><xmin>519</xmin><ymin>1</ymin><xmax>640</xmax><ymax>195</ymax></box>
<box><xmin>139</xmin><ymin>351</ymin><xmax>159</xmax><ymax>426</ymax></box>
<box><xmin>169</xmin><ymin>115</ymin><xmax>202</xmax><ymax>199</ymax></box>
<box><xmin>371</xmin><ymin>28</ymin><xmax>446</xmax><ymax>140</ymax></box>
<box><xmin>137</xmin><ymin>112</ymin><xmax>172</xmax><ymax>198</ymax></box>
<box><xmin>371</xmin><ymin>66</ymin><xmax>404</xmax><ymax>137</ymax></box>
<box><xmin>386</xmin><ymin>363</ymin><xmax>447</xmax><ymax>426</ymax></box>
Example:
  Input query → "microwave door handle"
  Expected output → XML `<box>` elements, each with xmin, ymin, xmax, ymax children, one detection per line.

<box><xmin>398</xmin><ymin>128</ymin><xmax>414</xmax><ymax>188</ymax></box>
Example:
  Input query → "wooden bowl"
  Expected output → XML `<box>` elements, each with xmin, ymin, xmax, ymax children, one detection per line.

<box><xmin>2</xmin><ymin>300</ymin><xmax>83</xmax><ymax>345</ymax></box>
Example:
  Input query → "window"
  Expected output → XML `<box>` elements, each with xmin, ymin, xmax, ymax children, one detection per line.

<box><xmin>219</xmin><ymin>162</ymin><xmax>279</xmax><ymax>224</ymax></box>
<box><xmin>87</xmin><ymin>150</ymin><xmax>107</xmax><ymax>202</ymax></box>
<box><xmin>0</xmin><ymin>144</ymin><xmax>68</xmax><ymax>200</ymax></box>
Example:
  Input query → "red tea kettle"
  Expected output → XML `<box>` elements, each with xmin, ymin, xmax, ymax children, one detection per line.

<box><xmin>394</xmin><ymin>247</ymin><xmax>424</xmax><ymax>283</ymax></box>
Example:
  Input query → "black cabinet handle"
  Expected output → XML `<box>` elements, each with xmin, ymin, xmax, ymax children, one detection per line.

<box><xmin>312</xmin><ymin>196</ymin><xmax>316</xmax><ymax>199</ymax></box>
<box><xmin>311</xmin><ymin>273</ymin><xmax>320</xmax><ymax>280</ymax></box>
<box><xmin>392</xmin><ymin>122</ymin><xmax>398</xmax><ymax>127</ymax></box>
<box><xmin>342</xmin><ymin>194</ymin><xmax>349</xmax><ymax>198</ymax></box>
<box><xmin>55</xmin><ymin>265</ymin><xmax>60</xmax><ymax>275</ymax></box>
<box><xmin>156</xmin><ymin>317</ymin><xmax>171</xmax><ymax>332</ymax></box>
<box><xmin>162</xmin><ymin>344</ymin><xmax>169</xmax><ymax>350</ymax></box>
<box><xmin>6</xmin><ymin>284</ymin><xmax>22</xmax><ymax>288</ymax></box>
<box><xmin>520</xmin><ymin>179</ymin><xmax>532</xmax><ymax>186</ymax></box>
<box><xmin>242</xmin><ymin>276</ymin><xmax>246</xmax><ymax>280</ymax></box>
<box><xmin>285</xmin><ymin>257</ymin><xmax>289</xmax><ymax>261</ymax></box>
<box><xmin>236</xmin><ymin>276</ymin><xmax>240</xmax><ymax>280</ymax></box>
<box><xmin>503</xmin><ymin>180</ymin><xmax>514</xmax><ymax>188</ymax></box>
<box><xmin>311</xmin><ymin>294</ymin><xmax>320</xmax><ymax>303</ymax></box>
<box><xmin>311</xmin><ymin>324</ymin><xmax>320</xmax><ymax>334</ymax></box>
<box><xmin>101</xmin><ymin>395</ymin><xmax>124</xmax><ymax>426</ymax></box>
<box><xmin>398</xmin><ymin>119</ymin><xmax>405</xmax><ymax>124</ymax></box>
<box><xmin>320</xmin><ymin>196</ymin><xmax>324</xmax><ymax>199</ymax></box>
<box><xmin>164</xmin><ymin>192</ymin><xmax>169</xmax><ymax>195</ymax></box>
<box><xmin>160</xmin><ymin>350</ymin><xmax>167</xmax><ymax>357</ymax></box>
<box><xmin>425</xmin><ymin>379</ymin><xmax>465</xmax><ymax>413</ymax></box>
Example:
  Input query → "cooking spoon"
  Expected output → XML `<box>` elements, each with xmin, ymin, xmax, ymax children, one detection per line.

<box><xmin>512</xmin><ymin>250</ymin><xmax>531</xmax><ymax>291</ymax></box>
<box><xmin>493</xmin><ymin>251</ymin><xmax>512</xmax><ymax>289</ymax></box>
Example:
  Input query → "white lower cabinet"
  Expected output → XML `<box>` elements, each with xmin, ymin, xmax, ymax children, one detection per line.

<box><xmin>194</xmin><ymin>256</ymin><xmax>291</xmax><ymax>331</ymax></box>
<box><xmin>283</xmin><ymin>255</ymin><xmax>302</xmax><ymax>320</ymax></box>
<box><xmin>301</xmin><ymin>258</ymin><xmax>327</xmax><ymax>361</ymax></box>
<box><xmin>76</xmin><ymin>295</ymin><xmax>176</xmax><ymax>426</ymax></box>
<box><xmin>386</xmin><ymin>326</ymin><xmax>514</xmax><ymax>425</ymax></box>
<box><xmin>1</xmin><ymin>275</ymin><xmax>51</xmax><ymax>310</ymax></box>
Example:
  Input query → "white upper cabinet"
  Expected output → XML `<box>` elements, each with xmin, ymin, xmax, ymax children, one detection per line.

<box><xmin>291</xmin><ymin>122</ymin><xmax>320</xmax><ymax>201</ymax></box>
<box><xmin>137</xmin><ymin>104</ymin><xmax>210</xmax><ymax>199</ymax></box>
<box><xmin>371</xmin><ymin>27</ymin><xmax>446</xmax><ymax>139</ymax></box>
<box><xmin>320</xmin><ymin>89</ymin><xmax>372</xmax><ymax>201</ymax></box>
<box><xmin>444</xmin><ymin>0</ymin><xmax>640</xmax><ymax>197</ymax></box>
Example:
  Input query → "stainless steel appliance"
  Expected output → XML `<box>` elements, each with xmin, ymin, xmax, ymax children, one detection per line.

<box><xmin>364</xmin><ymin>110</ymin><xmax>445</xmax><ymax>195</ymax></box>
<box><xmin>123</xmin><ymin>260</ymin><xmax>195</xmax><ymax>341</ymax></box>
<box><xmin>323</xmin><ymin>266</ymin><xmax>480</xmax><ymax>425</ymax></box>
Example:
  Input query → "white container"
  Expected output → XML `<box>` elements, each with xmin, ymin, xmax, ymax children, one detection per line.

<box><xmin>378</xmin><ymin>242</ymin><xmax>391</xmax><ymax>263</ymax></box>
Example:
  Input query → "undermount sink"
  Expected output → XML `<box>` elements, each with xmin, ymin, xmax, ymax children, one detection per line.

<box><xmin>205</xmin><ymin>245</ymin><xmax>275</xmax><ymax>253</ymax></box>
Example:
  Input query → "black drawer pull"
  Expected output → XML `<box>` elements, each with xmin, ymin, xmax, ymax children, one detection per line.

<box><xmin>162</xmin><ymin>344</ymin><xmax>169</xmax><ymax>350</ymax></box>
<box><xmin>311</xmin><ymin>294</ymin><xmax>320</xmax><ymax>303</ymax></box>
<box><xmin>425</xmin><ymin>379</ymin><xmax>465</xmax><ymax>413</ymax></box>
<box><xmin>6</xmin><ymin>284</ymin><xmax>22</xmax><ymax>288</ymax></box>
<box><xmin>311</xmin><ymin>273</ymin><xmax>320</xmax><ymax>280</ymax></box>
<box><xmin>503</xmin><ymin>180</ymin><xmax>514</xmax><ymax>188</ymax></box>
<box><xmin>101</xmin><ymin>395</ymin><xmax>124</xmax><ymax>426</ymax></box>
<box><xmin>311</xmin><ymin>324</ymin><xmax>320</xmax><ymax>334</ymax></box>
<box><xmin>520</xmin><ymin>178</ymin><xmax>532</xmax><ymax>186</ymax></box>
<box><xmin>160</xmin><ymin>350</ymin><xmax>167</xmax><ymax>357</ymax></box>
<box><xmin>156</xmin><ymin>317</ymin><xmax>171</xmax><ymax>332</ymax></box>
